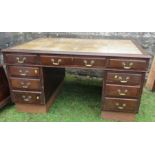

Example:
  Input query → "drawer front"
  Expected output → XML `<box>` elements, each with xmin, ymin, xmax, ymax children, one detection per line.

<box><xmin>103</xmin><ymin>97</ymin><xmax>139</xmax><ymax>113</ymax></box>
<box><xmin>10</xmin><ymin>78</ymin><xmax>41</xmax><ymax>91</ymax></box>
<box><xmin>40</xmin><ymin>55</ymin><xmax>73</xmax><ymax>66</ymax></box>
<box><xmin>106</xmin><ymin>72</ymin><xmax>142</xmax><ymax>85</ymax></box>
<box><xmin>105</xmin><ymin>84</ymin><xmax>140</xmax><ymax>98</ymax></box>
<box><xmin>107</xmin><ymin>59</ymin><xmax>147</xmax><ymax>71</ymax></box>
<box><xmin>73</xmin><ymin>57</ymin><xmax>106</xmax><ymax>68</ymax></box>
<box><xmin>4</xmin><ymin>54</ymin><xmax>38</xmax><ymax>65</ymax></box>
<box><xmin>8</xmin><ymin>66</ymin><xmax>40</xmax><ymax>78</ymax></box>
<box><xmin>12</xmin><ymin>91</ymin><xmax>43</xmax><ymax>104</ymax></box>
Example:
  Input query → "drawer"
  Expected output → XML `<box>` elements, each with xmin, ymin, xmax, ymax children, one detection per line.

<box><xmin>105</xmin><ymin>84</ymin><xmax>140</xmax><ymax>98</ymax></box>
<box><xmin>8</xmin><ymin>66</ymin><xmax>40</xmax><ymax>78</ymax></box>
<box><xmin>40</xmin><ymin>55</ymin><xmax>73</xmax><ymax>66</ymax></box>
<box><xmin>10</xmin><ymin>78</ymin><xmax>41</xmax><ymax>91</ymax></box>
<box><xmin>4</xmin><ymin>54</ymin><xmax>38</xmax><ymax>65</ymax></box>
<box><xmin>73</xmin><ymin>57</ymin><xmax>106</xmax><ymax>68</ymax></box>
<box><xmin>106</xmin><ymin>72</ymin><xmax>142</xmax><ymax>85</ymax></box>
<box><xmin>107</xmin><ymin>58</ymin><xmax>147</xmax><ymax>71</ymax></box>
<box><xmin>12</xmin><ymin>91</ymin><xmax>44</xmax><ymax>104</ymax></box>
<box><xmin>103</xmin><ymin>97</ymin><xmax>139</xmax><ymax>113</ymax></box>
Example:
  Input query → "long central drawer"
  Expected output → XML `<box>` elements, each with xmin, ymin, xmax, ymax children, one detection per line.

<box><xmin>40</xmin><ymin>55</ymin><xmax>106</xmax><ymax>68</ymax></box>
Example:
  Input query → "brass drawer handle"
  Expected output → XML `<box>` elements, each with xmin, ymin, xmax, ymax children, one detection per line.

<box><xmin>20</xmin><ymin>73</ymin><xmax>27</xmax><ymax>76</ymax></box>
<box><xmin>22</xmin><ymin>95</ymin><xmax>39</xmax><ymax>102</ymax></box>
<box><xmin>19</xmin><ymin>70</ymin><xmax>29</xmax><ymax>76</ymax></box>
<box><xmin>115</xmin><ymin>103</ymin><xmax>126</xmax><ymax>110</ymax></box>
<box><xmin>36</xmin><ymin>96</ymin><xmax>40</xmax><ymax>100</ymax></box>
<box><xmin>114</xmin><ymin>75</ymin><xmax>130</xmax><ymax>83</ymax></box>
<box><xmin>20</xmin><ymin>82</ymin><xmax>31</xmax><ymax>88</ymax></box>
<box><xmin>16</xmin><ymin>57</ymin><xmax>26</xmax><ymax>64</ymax></box>
<box><xmin>34</xmin><ymin>69</ymin><xmax>38</xmax><ymax>74</ymax></box>
<box><xmin>19</xmin><ymin>69</ymin><xmax>38</xmax><ymax>76</ymax></box>
<box><xmin>117</xmin><ymin>89</ymin><xmax>128</xmax><ymax>96</ymax></box>
<box><xmin>122</xmin><ymin>62</ymin><xmax>133</xmax><ymax>69</ymax></box>
<box><xmin>51</xmin><ymin>59</ymin><xmax>62</xmax><ymax>65</ymax></box>
<box><xmin>22</xmin><ymin>95</ymin><xmax>32</xmax><ymax>102</ymax></box>
<box><xmin>84</xmin><ymin>60</ymin><xmax>95</xmax><ymax>67</ymax></box>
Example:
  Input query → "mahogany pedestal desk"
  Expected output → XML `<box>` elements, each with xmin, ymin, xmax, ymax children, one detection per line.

<box><xmin>2</xmin><ymin>38</ymin><xmax>150</xmax><ymax>121</ymax></box>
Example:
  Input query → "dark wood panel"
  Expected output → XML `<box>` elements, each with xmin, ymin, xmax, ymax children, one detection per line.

<box><xmin>10</xmin><ymin>78</ymin><xmax>41</xmax><ymax>91</ymax></box>
<box><xmin>0</xmin><ymin>66</ymin><xmax>10</xmax><ymax>108</ymax></box>
<box><xmin>103</xmin><ymin>97</ymin><xmax>139</xmax><ymax>113</ymax></box>
<box><xmin>105</xmin><ymin>84</ymin><xmax>140</xmax><ymax>98</ymax></box>
<box><xmin>43</xmin><ymin>67</ymin><xmax>65</xmax><ymax>102</ymax></box>
<box><xmin>106</xmin><ymin>72</ymin><xmax>142</xmax><ymax>85</ymax></box>
<box><xmin>0</xmin><ymin>83</ymin><xmax>10</xmax><ymax>102</ymax></box>
<box><xmin>8</xmin><ymin>66</ymin><xmax>40</xmax><ymax>78</ymax></box>
<box><xmin>0</xmin><ymin>66</ymin><xmax>8</xmax><ymax>83</ymax></box>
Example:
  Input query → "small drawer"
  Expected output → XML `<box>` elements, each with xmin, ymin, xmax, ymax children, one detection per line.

<box><xmin>10</xmin><ymin>78</ymin><xmax>41</xmax><ymax>91</ymax></box>
<box><xmin>8</xmin><ymin>66</ymin><xmax>40</xmax><ymax>78</ymax></box>
<box><xmin>106</xmin><ymin>72</ymin><xmax>142</xmax><ymax>85</ymax></box>
<box><xmin>107</xmin><ymin>59</ymin><xmax>148</xmax><ymax>71</ymax></box>
<box><xmin>12</xmin><ymin>91</ymin><xmax>44</xmax><ymax>104</ymax></box>
<box><xmin>73</xmin><ymin>57</ymin><xmax>106</xmax><ymax>68</ymax></box>
<box><xmin>4</xmin><ymin>54</ymin><xmax>38</xmax><ymax>65</ymax></box>
<box><xmin>40</xmin><ymin>55</ymin><xmax>73</xmax><ymax>66</ymax></box>
<box><xmin>103</xmin><ymin>97</ymin><xmax>139</xmax><ymax>113</ymax></box>
<box><xmin>105</xmin><ymin>84</ymin><xmax>140</xmax><ymax>98</ymax></box>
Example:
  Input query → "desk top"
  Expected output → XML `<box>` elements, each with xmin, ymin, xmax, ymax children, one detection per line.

<box><xmin>2</xmin><ymin>38</ymin><xmax>148</xmax><ymax>57</ymax></box>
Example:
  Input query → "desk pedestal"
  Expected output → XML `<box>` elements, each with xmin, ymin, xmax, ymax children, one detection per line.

<box><xmin>16</xmin><ymin>79</ymin><xmax>64</xmax><ymax>113</ymax></box>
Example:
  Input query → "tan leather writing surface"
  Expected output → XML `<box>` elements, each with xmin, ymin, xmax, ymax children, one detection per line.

<box><xmin>10</xmin><ymin>38</ymin><xmax>142</xmax><ymax>54</ymax></box>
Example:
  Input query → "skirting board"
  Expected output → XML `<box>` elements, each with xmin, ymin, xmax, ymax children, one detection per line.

<box><xmin>101</xmin><ymin>111</ymin><xmax>136</xmax><ymax>122</ymax></box>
